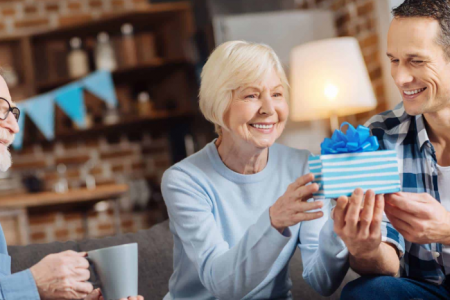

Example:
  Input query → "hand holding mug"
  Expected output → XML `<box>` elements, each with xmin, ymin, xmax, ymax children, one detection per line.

<box><xmin>30</xmin><ymin>250</ymin><xmax>93</xmax><ymax>300</ymax></box>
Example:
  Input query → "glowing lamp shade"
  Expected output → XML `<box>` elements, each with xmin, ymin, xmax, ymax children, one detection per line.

<box><xmin>290</xmin><ymin>37</ymin><xmax>377</xmax><ymax>122</ymax></box>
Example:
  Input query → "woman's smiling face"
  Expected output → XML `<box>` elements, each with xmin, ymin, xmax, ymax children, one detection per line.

<box><xmin>222</xmin><ymin>69</ymin><xmax>289</xmax><ymax>150</ymax></box>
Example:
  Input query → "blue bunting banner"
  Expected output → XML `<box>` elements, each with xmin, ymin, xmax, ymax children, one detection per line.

<box><xmin>82</xmin><ymin>71</ymin><xmax>118</xmax><ymax>107</ymax></box>
<box><xmin>55</xmin><ymin>83</ymin><xmax>86</xmax><ymax>129</ymax></box>
<box><xmin>12</xmin><ymin>71</ymin><xmax>117</xmax><ymax>150</ymax></box>
<box><xmin>25</xmin><ymin>93</ymin><xmax>55</xmax><ymax>141</ymax></box>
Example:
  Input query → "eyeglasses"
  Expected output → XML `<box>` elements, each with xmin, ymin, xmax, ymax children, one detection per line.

<box><xmin>0</xmin><ymin>97</ymin><xmax>20</xmax><ymax>122</ymax></box>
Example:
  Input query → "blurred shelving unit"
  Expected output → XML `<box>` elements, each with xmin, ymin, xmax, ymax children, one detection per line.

<box><xmin>0</xmin><ymin>2</ymin><xmax>199</xmax><ymax>156</ymax></box>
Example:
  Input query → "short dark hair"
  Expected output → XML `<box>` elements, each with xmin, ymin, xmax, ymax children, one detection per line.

<box><xmin>393</xmin><ymin>0</ymin><xmax>450</xmax><ymax>58</ymax></box>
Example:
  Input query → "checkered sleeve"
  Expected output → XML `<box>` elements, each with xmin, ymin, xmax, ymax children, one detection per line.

<box><xmin>381</xmin><ymin>215</ymin><xmax>405</xmax><ymax>258</ymax></box>
<box><xmin>365</xmin><ymin>104</ymin><xmax>407</xmax><ymax>259</ymax></box>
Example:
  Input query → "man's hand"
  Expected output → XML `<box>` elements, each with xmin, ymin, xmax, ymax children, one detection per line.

<box><xmin>385</xmin><ymin>192</ymin><xmax>450</xmax><ymax>244</ymax></box>
<box><xmin>333</xmin><ymin>188</ymin><xmax>384</xmax><ymax>259</ymax></box>
<box><xmin>333</xmin><ymin>189</ymin><xmax>399</xmax><ymax>276</ymax></box>
<box><xmin>30</xmin><ymin>250</ymin><xmax>93</xmax><ymax>300</ymax></box>
<box><xmin>85</xmin><ymin>288</ymin><xmax>144</xmax><ymax>300</ymax></box>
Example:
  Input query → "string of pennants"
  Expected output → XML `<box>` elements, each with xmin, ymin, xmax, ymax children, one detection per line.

<box><xmin>12</xmin><ymin>71</ymin><xmax>118</xmax><ymax>150</ymax></box>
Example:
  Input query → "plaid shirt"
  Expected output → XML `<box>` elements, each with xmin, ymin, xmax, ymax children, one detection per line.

<box><xmin>365</xmin><ymin>102</ymin><xmax>446</xmax><ymax>285</ymax></box>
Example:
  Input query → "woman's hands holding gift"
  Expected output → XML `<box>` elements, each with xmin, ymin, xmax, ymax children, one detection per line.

<box><xmin>270</xmin><ymin>173</ymin><xmax>324</xmax><ymax>234</ymax></box>
<box><xmin>333</xmin><ymin>188</ymin><xmax>384</xmax><ymax>259</ymax></box>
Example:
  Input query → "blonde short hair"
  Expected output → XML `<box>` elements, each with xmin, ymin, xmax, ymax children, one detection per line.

<box><xmin>199</xmin><ymin>41</ymin><xmax>289</xmax><ymax>135</ymax></box>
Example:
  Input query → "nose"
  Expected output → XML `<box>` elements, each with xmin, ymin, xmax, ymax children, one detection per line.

<box><xmin>259</xmin><ymin>93</ymin><xmax>275</xmax><ymax>116</ymax></box>
<box><xmin>393</xmin><ymin>64</ymin><xmax>414</xmax><ymax>88</ymax></box>
<box><xmin>2</xmin><ymin>112</ymin><xmax>19</xmax><ymax>134</ymax></box>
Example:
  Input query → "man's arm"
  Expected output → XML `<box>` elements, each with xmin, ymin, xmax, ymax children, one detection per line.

<box><xmin>0</xmin><ymin>267</ymin><xmax>40</xmax><ymax>300</ymax></box>
<box><xmin>349</xmin><ymin>242</ymin><xmax>399</xmax><ymax>276</ymax></box>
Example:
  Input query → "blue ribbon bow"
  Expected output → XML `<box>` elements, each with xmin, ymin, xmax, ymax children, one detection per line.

<box><xmin>321</xmin><ymin>122</ymin><xmax>379</xmax><ymax>155</ymax></box>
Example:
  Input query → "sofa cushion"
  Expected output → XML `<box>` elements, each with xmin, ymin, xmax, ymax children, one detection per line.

<box><xmin>8</xmin><ymin>240</ymin><xmax>78</xmax><ymax>274</ymax></box>
<box><xmin>7</xmin><ymin>220</ymin><xmax>357</xmax><ymax>299</ymax></box>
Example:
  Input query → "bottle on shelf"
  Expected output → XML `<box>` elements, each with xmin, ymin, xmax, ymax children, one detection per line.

<box><xmin>137</xmin><ymin>91</ymin><xmax>154</xmax><ymax>116</ymax></box>
<box><xmin>120</xmin><ymin>23</ymin><xmax>138</xmax><ymax>67</ymax></box>
<box><xmin>84</xmin><ymin>107</ymin><xmax>94</xmax><ymax>129</ymax></box>
<box><xmin>136</xmin><ymin>32</ymin><xmax>157</xmax><ymax>63</ymax></box>
<box><xmin>67</xmin><ymin>37</ymin><xmax>90</xmax><ymax>78</ymax></box>
<box><xmin>54</xmin><ymin>164</ymin><xmax>68</xmax><ymax>194</ymax></box>
<box><xmin>1</xmin><ymin>65</ymin><xmax>19</xmax><ymax>88</ymax></box>
<box><xmin>103</xmin><ymin>103</ymin><xmax>120</xmax><ymax>125</ymax></box>
<box><xmin>95</xmin><ymin>32</ymin><xmax>117</xmax><ymax>71</ymax></box>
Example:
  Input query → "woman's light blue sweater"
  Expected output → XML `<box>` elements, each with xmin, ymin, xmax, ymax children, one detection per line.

<box><xmin>162</xmin><ymin>141</ymin><xmax>349</xmax><ymax>300</ymax></box>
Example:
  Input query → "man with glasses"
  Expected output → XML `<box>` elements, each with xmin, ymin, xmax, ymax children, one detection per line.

<box><xmin>0</xmin><ymin>76</ymin><xmax>143</xmax><ymax>300</ymax></box>
<box><xmin>0</xmin><ymin>96</ymin><xmax>20</xmax><ymax>172</ymax></box>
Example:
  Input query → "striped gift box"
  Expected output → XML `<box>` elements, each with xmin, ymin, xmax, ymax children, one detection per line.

<box><xmin>308</xmin><ymin>150</ymin><xmax>401</xmax><ymax>199</ymax></box>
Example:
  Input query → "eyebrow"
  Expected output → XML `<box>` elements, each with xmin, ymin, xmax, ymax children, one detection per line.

<box><xmin>387</xmin><ymin>53</ymin><xmax>428</xmax><ymax>59</ymax></box>
<box><xmin>242</xmin><ymin>84</ymin><xmax>283</xmax><ymax>91</ymax></box>
<box><xmin>242</xmin><ymin>86</ymin><xmax>260</xmax><ymax>91</ymax></box>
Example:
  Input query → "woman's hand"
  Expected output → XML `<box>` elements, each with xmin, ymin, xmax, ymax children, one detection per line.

<box><xmin>269</xmin><ymin>173</ymin><xmax>323</xmax><ymax>233</ymax></box>
<box><xmin>85</xmin><ymin>288</ymin><xmax>144</xmax><ymax>300</ymax></box>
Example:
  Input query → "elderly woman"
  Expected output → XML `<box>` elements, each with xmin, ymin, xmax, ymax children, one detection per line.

<box><xmin>162</xmin><ymin>41</ymin><xmax>349</xmax><ymax>300</ymax></box>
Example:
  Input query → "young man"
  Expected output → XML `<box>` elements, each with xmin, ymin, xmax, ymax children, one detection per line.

<box><xmin>342</xmin><ymin>1</ymin><xmax>450</xmax><ymax>299</ymax></box>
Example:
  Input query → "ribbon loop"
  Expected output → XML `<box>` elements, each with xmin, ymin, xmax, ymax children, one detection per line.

<box><xmin>321</xmin><ymin>123</ymin><xmax>379</xmax><ymax>155</ymax></box>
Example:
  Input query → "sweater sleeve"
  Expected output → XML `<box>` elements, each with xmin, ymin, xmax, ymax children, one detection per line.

<box><xmin>298</xmin><ymin>199</ymin><xmax>350</xmax><ymax>297</ymax></box>
<box><xmin>162</xmin><ymin>167</ymin><xmax>291</xmax><ymax>300</ymax></box>
<box><xmin>0</xmin><ymin>225</ymin><xmax>39</xmax><ymax>300</ymax></box>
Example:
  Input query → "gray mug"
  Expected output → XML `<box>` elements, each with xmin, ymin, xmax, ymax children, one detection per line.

<box><xmin>87</xmin><ymin>243</ymin><xmax>138</xmax><ymax>300</ymax></box>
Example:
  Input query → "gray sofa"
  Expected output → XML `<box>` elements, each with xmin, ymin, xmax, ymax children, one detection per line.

<box><xmin>7</xmin><ymin>220</ymin><xmax>358</xmax><ymax>299</ymax></box>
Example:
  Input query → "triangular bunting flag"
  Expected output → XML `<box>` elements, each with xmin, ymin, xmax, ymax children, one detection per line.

<box><xmin>25</xmin><ymin>93</ymin><xmax>55</xmax><ymax>141</ymax></box>
<box><xmin>12</xmin><ymin>102</ymin><xmax>26</xmax><ymax>150</ymax></box>
<box><xmin>82</xmin><ymin>70</ymin><xmax>118</xmax><ymax>107</ymax></box>
<box><xmin>14</xmin><ymin>71</ymin><xmax>118</xmax><ymax>150</ymax></box>
<box><xmin>55</xmin><ymin>82</ymin><xmax>87</xmax><ymax>129</ymax></box>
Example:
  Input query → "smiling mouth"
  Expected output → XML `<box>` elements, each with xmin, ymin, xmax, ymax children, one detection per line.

<box><xmin>403</xmin><ymin>87</ymin><xmax>427</xmax><ymax>96</ymax></box>
<box><xmin>250</xmin><ymin>123</ymin><xmax>275</xmax><ymax>129</ymax></box>
<box><xmin>0</xmin><ymin>140</ymin><xmax>10</xmax><ymax>147</ymax></box>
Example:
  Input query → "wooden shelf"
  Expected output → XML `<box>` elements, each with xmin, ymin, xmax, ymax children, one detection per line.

<box><xmin>31</xmin><ymin>2</ymin><xmax>193</xmax><ymax>41</ymax></box>
<box><xmin>35</xmin><ymin>57</ymin><xmax>189</xmax><ymax>91</ymax></box>
<box><xmin>20</xmin><ymin>110</ymin><xmax>195</xmax><ymax>147</ymax></box>
<box><xmin>59</xmin><ymin>110</ymin><xmax>193</xmax><ymax>138</ymax></box>
<box><xmin>0</xmin><ymin>184</ymin><xmax>128</xmax><ymax>208</ymax></box>
<box><xmin>6</xmin><ymin>1</ymin><xmax>199</xmax><ymax>151</ymax></box>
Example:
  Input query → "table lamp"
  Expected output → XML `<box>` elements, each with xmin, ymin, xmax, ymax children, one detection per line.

<box><xmin>289</xmin><ymin>37</ymin><xmax>377</xmax><ymax>131</ymax></box>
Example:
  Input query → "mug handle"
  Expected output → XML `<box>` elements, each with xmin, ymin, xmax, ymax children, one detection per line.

<box><xmin>86</xmin><ymin>256</ymin><xmax>102</xmax><ymax>289</ymax></box>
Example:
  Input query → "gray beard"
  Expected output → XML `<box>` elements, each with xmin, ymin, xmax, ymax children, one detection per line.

<box><xmin>0</xmin><ymin>150</ymin><xmax>12</xmax><ymax>172</ymax></box>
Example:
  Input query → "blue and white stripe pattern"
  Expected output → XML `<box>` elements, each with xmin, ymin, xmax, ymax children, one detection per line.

<box><xmin>309</xmin><ymin>150</ymin><xmax>401</xmax><ymax>199</ymax></box>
